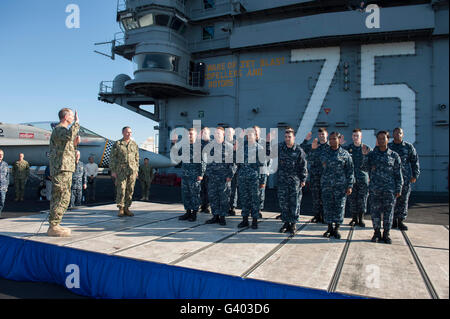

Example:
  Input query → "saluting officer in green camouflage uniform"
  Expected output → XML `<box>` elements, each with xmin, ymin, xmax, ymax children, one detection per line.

<box><xmin>110</xmin><ymin>126</ymin><xmax>139</xmax><ymax>217</ymax></box>
<box><xmin>139</xmin><ymin>158</ymin><xmax>154</xmax><ymax>201</ymax></box>
<box><xmin>47</xmin><ymin>108</ymin><xmax>80</xmax><ymax>237</ymax></box>
<box><xmin>12</xmin><ymin>153</ymin><xmax>30</xmax><ymax>201</ymax></box>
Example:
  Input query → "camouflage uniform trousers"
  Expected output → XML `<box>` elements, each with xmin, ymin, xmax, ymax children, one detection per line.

<box><xmin>200</xmin><ymin>175</ymin><xmax>209</xmax><ymax>209</ymax></box>
<box><xmin>259</xmin><ymin>174</ymin><xmax>268</xmax><ymax>210</ymax></box>
<box><xmin>181</xmin><ymin>176</ymin><xmax>202</xmax><ymax>211</ymax></box>
<box><xmin>0</xmin><ymin>191</ymin><xmax>6</xmax><ymax>215</ymax></box>
<box><xmin>70</xmin><ymin>187</ymin><xmax>83</xmax><ymax>207</ymax></box>
<box><xmin>322</xmin><ymin>186</ymin><xmax>347</xmax><ymax>224</ymax></box>
<box><xmin>140</xmin><ymin>179</ymin><xmax>151</xmax><ymax>199</ymax></box>
<box><xmin>207</xmin><ymin>173</ymin><xmax>231</xmax><ymax>217</ymax></box>
<box><xmin>347</xmin><ymin>181</ymin><xmax>369</xmax><ymax>218</ymax></box>
<box><xmin>368</xmin><ymin>189</ymin><xmax>396</xmax><ymax>230</ymax></box>
<box><xmin>394</xmin><ymin>181</ymin><xmax>411</xmax><ymax>221</ymax></box>
<box><xmin>14</xmin><ymin>178</ymin><xmax>27</xmax><ymax>200</ymax></box>
<box><xmin>237</xmin><ymin>172</ymin><xmax>260</xmax><ymax>219</ymax></box>
<box><xmin>115</xmin><ymin>171</ymin><xmax>137</xmax><ymax>209</ymax></box>
<box><xmin>277</xmin><ymin>177</ymin><xmax>303</xmax><ymax>223</ymax></box>
<box><xmin>229</xmin><ymin>171</ymin><xmax>238</xmax><ymax>210</ymax></box>
<box><xmin>310</xmin><ymin>176</ymin><xmax>323</xmax><ymax>218</ymax></box>
<box><xmin>49</xmin><ymin>171</ymin><xmax>73</xmax><ymax>226</ymax></box>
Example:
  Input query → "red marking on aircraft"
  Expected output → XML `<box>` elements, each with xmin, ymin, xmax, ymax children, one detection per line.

<box><xmin>19</xmin><ymin>133</ymin><xmax>34</xmax><ymax>139</ymax></box>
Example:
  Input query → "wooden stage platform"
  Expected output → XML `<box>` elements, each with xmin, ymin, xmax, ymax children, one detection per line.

<box><xmin>0</xmin><ymin>202</ymin><xmax>448</xmax><ymax>299</ymax></box>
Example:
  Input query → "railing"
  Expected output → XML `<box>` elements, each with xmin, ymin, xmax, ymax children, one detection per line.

<box><xmin>114</xmin><ymin>31</ymin><xmax>125</xmax><ymax>46</ymax></box>
<box><xmin>99</xmin><ymin>81</ymin><xmax>114</xmax><ymax>94</ymax></box>
<box><xmin>188</xmin><ymin>71</ymin><xmax>206</xmax><ymax>88</ymax></box>
<box><xmin>117</xmin><ymin>0</ymin><xmax>126</xmax><ymax>12</ymax></box>
<box><xmin>118</xmin><ymin>0</ymin><xmax>186</xmax><ymax>13</ymax></box>
<box><xmin>123</xmin><ymin>27</ymin><xmax>187</xmax><ymax>47</ymax></box>
<box><xmin>188</xmin><ymin>35</ymin><xmax>230</xmax><ymax>52</ymax></box>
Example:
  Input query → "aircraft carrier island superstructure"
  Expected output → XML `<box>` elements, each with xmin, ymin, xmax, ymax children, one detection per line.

<box><xmin>98</xmin><ymin>0</ymin><xmax>449</xmax><ymax>193</ymax></box>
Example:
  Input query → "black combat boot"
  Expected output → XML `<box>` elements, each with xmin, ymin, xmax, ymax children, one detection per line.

<box><xmin>392</xmin><ymin>218</ymin><xmax>398</xmax><ymax>229</ymax></box>
<box><xmin>383</xmin><ymin>229</ymin><xmax>392</xmax><ymax>244</ymax></box>
<box><xmin>238</xmin><ymin>216</ymin><xmax>249</xmax><ymax>228</ymax></box>
<box><xmin>279</xmin><ymin>222</ymin><xmax>290</xmax><ymax>233</ymax></box>
<box><xmin>357</xmin><ymin>213</ymin><xmax>366</xmax><ymax>228</ymax></box>
<box><xmin>258</xmin><ymin>211</ymin><xmax>263</xmax><ymax>219</ymax></box>
<box><xmin>349</xmin><ymin>216</ymin><xmax>358</xmax><ymax>226</ymax></box>
<box><xmin>333</xmin><ymin>223</ymin><xmax>341</xmax><ymax>239</ymax></box>
<box><xmin>205</xmin><ymin>215</ymin><xmax>219</xmax><ymax>224</ymax></box>
<box><xmin>275</xmin><ymin>214</ymin><xmax>281</xmax><ymax>219</ymax></box>
<box><xmin>179</xmin><ymin>210</ymin><xmax>192</xmax><ymax>221</ymax></box>
<box><xmin>398</xmin><ymin>219</ymin><xmax>408</xmax><ymax>231</ymax></box>
<box><xmin>228</xmin><ymin>208</ymin><xmax>236</xmax><ymax>216</ymax></box>
<box><xmin>251</xmin><ymin>218</ymin><xmax>258</xmax><ymax>229</ymax></box>
<box><xmin>371</xmin><ymin>229</ymin><xmax>382</xmax><ymax>243</ymax></box>
<box><xmin>219</xmin><ymin>216</ymin><xmax>226</xmax><ymax>226</ymax></box>
<box><xmin>323</xmin><ymin>224</ymin><xmax>333</xmax><ymax>238</ymax></box>
<box><xmin>188</xmin><ymin>210</ymin><xmax>197</xmax><ymax>222</ymax></box>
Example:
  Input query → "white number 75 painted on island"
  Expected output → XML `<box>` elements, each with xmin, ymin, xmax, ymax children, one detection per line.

<box><xmin>292</xmin><ymin>42</ymin><xmax>416</xmax><ymax>145</ymax></box>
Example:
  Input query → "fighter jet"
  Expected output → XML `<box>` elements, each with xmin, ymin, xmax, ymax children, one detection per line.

<box><xmin>0</xmin><ymin>122</ymin><xmax>175</xmax><ymax>169</ymax></box>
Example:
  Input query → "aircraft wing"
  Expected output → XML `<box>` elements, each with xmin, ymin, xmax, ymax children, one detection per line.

<box><xmin>0</xmin><ymin>138</ymin><xmax>50</xmax><ymax>146</ymax></box>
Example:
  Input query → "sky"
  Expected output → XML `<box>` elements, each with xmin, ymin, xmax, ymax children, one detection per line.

<box><xmin>0</xmin><ymin>0</ymin><xmax>157</xmax><ymax>146</ymax></box>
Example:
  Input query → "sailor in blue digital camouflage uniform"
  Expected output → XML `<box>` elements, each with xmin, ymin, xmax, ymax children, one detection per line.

<box><xmin>200</xmin><ymin>127</ymin><xmax>211</xmax><ymax>214</ymax></box>
<box><xmin>177</xmin><ymin>128</ymin><xmax>205</xmax><ymax>222</ymax></box>
<box><xmin>204</xmin><ymin>127</ymin><xmax>234</xmax><ymax>226</ymax></box>
<box><xmin>0</xmin><ymin>149</ymin><xmax>9</xmax><ymax>217</ymax></box>
<box><xmin>70</xmin><ymin>150</ymin><xmax>87</xmax><ymax>207</ymax></box>
<box><xmin>316</xmin><ymin>132</ymin><xmax>354</xmax><ymax>239</ymax></box>
<box><xmin>301</xmin><ymin>128</ymin><xmax>329</xmax><ymax>223</ymax></box>
<box><xmin>367</xmin><ymin>131</ymin><xmax>403</xmax><ymax>244</ymax></box>
<box><xmin>254</xmin><ymin>126</ymin><xmax>268</xmax><ymax>219</ymax></box>
<box><xmin>236</xmin><ymin>128</ymin><xmax>267</xmax><ymax>229</ymax></box>
<box><xmin>343</xmin><ymin>129</ymin><xmax>371</xmax><ymax>227</ymax></box>
<box><xmin>226</xmin><ymin>127</ymin><xmax>238</xmax><ymax>216</ymax></box>
<box><xmin>278</xmin><ymin>127</ymin><xmax>308</xmax><ymax>235</ymax></box>
<box><xmin>388</xmin><ymin>127</ymin><xmax>420</xmax><ymax>231</ymax></box>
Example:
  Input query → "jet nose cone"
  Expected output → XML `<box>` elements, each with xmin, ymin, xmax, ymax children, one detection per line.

<box><xmin>139</xmin><ymin>149</ymin><xmax>176</xmax><ymax>168</ymax></box>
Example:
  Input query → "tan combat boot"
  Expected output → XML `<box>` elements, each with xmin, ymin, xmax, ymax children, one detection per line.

<box><xmin>118</xmin><ymin>207</ymin><xmax>125</xmax><ymax>217</ymax></box>
<box><xmin>47</xmin><ymin>225</ymin><xmax>71</xmax><ymax>237</ymax></box>
<box><xmin>124</xmin><ymin>207</ymin><xmax>134</xmax><ymax>217</ymax></box>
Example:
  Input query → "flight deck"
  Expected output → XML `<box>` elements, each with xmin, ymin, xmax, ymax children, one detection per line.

<box><xmin>0</xmin><ymin>201</ymin><xmax>447</xmax><ymax>299</ymax></box>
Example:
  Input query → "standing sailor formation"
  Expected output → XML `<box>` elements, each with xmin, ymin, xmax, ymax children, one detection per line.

<box><xmin>12</xmin><ymin>107</ymin><xmax>418</xmax><ymax>242</ymax></box>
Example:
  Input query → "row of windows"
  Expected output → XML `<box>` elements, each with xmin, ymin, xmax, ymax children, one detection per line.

<box><xmin>121</xmin><ymin>13</ymin><xmax>186</xmax><ymax>33</ymax></box>
<box><xmin>132</xmin><ymin>54</ymin><xmax>207</xmax><ymax>87</ymax></box>
<box><xmin>122</xmin><ymin>15</ymin><xmax>217</xmax><ymax>41</ymax></box>
<box><xmin>133</xmin><ymin>53</ymin><xmax>179</xmax><ymax>72</ymax></box>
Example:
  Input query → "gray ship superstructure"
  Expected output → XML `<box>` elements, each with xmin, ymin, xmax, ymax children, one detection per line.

<box><xmin>98</xmin><ymin>0</ymin><xmax>449</xmax><ymax>192</ymax></box>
